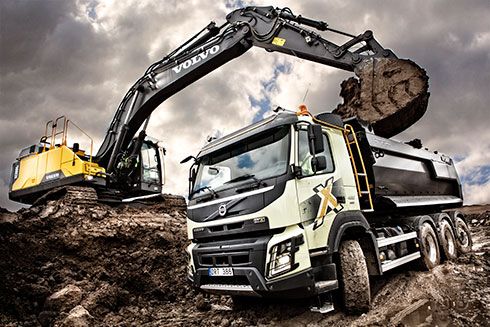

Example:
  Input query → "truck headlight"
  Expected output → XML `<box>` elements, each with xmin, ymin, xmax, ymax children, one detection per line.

<box><xmin>267</xmin><ymin>235</ymin><xmax>304</xmax><ymax>278</ymax></box>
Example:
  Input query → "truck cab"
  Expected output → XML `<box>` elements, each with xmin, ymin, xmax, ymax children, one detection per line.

<box><xmin>185</xmin><ymin>111</ymin><xmax>365</xmax><ymax>299</ymax></box>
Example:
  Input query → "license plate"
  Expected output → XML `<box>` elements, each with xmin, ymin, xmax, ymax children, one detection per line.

<box><xmin>208</xmin><ymin>267</ymin><xmax>233</xmax><ymax>276</ymax></box>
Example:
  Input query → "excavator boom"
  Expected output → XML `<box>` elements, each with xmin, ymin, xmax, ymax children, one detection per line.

<box><xmin>96</xmin><ymin>6</ymin><xmax>428</xmax><ymax>180</ymax></box>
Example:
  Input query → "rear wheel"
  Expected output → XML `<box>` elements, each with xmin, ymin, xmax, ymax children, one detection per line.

<box><xmin>438</xmin><ymin>219</ymin><xmax>458</xmax><ymax>260</ymax></box>
<box><xmin>418</xmin><ymin>222</ymin><xmax>440</xmax><ymax>270</ymax></box>
<box><xmin>454</xmin><ymin>217</ymin><xmax>472</xmax><ymax>254</ymax></box>
<box><xmin>338</xmin><ymin>240</ymin><xmax>371</xmax><ymax>314</ymax></box>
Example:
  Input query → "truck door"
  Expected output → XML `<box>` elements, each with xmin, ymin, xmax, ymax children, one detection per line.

<box><xmin>295</xmin><ymin>127</ymin><xmax>343</xmax><ymax>244</ymax></box>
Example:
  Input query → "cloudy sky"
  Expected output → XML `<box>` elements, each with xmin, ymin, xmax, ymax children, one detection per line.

<box><xmin>0</xmin><ymin>0</ymin><xmax>489</xmax><ymax>210</ymax></box>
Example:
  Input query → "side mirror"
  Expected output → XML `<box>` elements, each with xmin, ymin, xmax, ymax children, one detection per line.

<box><xmin>190</xmin><ymin>167</ymin><xmax>197</xmax><ymax>182</ymax></box>
<box><xmin>180</xmin><ymin>155</ymin><xmax>196</xmax><ymax>164</ymax></box>
<box><xmin>311</xmin><ymin>155</ymin><xmax>327</xmax><ymax>173</ymax></box>
<box><xmin>72</xmin><ymin>143</ymin><xmax>80</xmax><ymax>153</ymax></box>
<box><xmin>307</xmin><ymin>125</ymin><xmax>324</xmax><ymax>155</ymax></box>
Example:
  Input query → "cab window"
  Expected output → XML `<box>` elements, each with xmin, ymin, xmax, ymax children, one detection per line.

<box><xmin>141</xmin><ymin>143</ymin><xmax>160</xmax><ymax>184</ymax></box>
<box><xmin>298</xmin><ymin>129</ymin><xmax>334</xmax><ymax>176</ymax></box>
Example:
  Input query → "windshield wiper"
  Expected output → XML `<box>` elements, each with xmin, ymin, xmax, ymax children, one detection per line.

<box><xmin>225</xmin><ymin>174</ymin><xmax>267</xmax><ymax>193</ymax></box>
<box><xmin>224</xmin><ymin>174</ymin><xmax>257</xmax><ymax>184</ymax></box>
<box><xmin>189</xmin><ymin>185</ymin><xmax>216</xmax><ymax>199</ymax></box>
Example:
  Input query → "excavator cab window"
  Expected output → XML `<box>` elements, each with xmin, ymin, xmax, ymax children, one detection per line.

<box><xmin>140</xmin><ymin>142</ymin><xmax>161</xmax><ymax>185</ymax></box>
<box><xmin>18</xmin><ymin>144</ymin><xmax>42</xmax><ymax>159</ymax></box>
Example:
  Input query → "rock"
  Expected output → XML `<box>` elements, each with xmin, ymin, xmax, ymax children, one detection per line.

<box><xmin>61</xmin><ymin>305</ymin><xmax>93</xmax><ymax>327</ymax></box>
<box><xmin>38</xmin><ymin>310</ymin><xmax>57</xmax><ymax>327</ymax></box>
<box><xmin>195</xmin><ymin>293</ymin><xmax>211</xmax><ymax>311</ymax></box>
<box><xmin>45</xmin><ymin>284</ymin><xmax>82</xmax><ymax>312</ymax></box>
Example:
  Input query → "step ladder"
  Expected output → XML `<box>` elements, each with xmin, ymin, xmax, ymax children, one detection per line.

<box><xmin>343</xmin><ymin>124</ymin><xmax>374</xmax><ymax>212</ymax></box>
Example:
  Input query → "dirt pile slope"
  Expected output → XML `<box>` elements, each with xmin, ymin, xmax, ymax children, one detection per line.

<box><xmin>1</xmin><ymin>201</ymin><xmax>489</xmax><ymax>326</ymax></box>
<box><xmin>0</xmin><ymin>197</ymin><xmax>197</xmax><ymax>326</ymax></box>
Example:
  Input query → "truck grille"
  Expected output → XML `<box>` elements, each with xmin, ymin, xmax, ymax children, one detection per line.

<box><xmin>192</xmin><ymin>235</ymin><xmax>271</xmax><ymax>275</ymax></box>
<box><xmin>200</xmin><ymin>251</ymin><xmax>251</xmax><ymax>266</ymax></box>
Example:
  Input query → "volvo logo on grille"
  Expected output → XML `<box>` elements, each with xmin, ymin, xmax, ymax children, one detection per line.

<box><xmin>218</xmin><ymin>203</ymin><xmax>227</xmax><ymax>217</ymax></box>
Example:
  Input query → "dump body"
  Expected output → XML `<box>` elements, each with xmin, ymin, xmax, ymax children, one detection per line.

<box><xmin>349</xmin><ymin>121</ymin><xmax>463</xmax><ymax>212</ymax></box>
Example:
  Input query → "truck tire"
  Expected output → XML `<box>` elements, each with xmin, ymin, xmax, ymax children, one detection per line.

<box><xmin>438</xmin><ymin>219</ymin><xmax>458</xmax><ymax>260</ymax></box>
<box><xmin>454</xmin><ymin>217</ymin><xmax>472</xmax><ymax>254</ymax></box>
<box><xmin>338</xmin><ymin>240</ymin><xmax>371</xmax><ymax>313</ymax></box>
<box><xmin>418</xmin><ymin>222</ymin><xmax>440</xmax><ymax>270</ymax></box>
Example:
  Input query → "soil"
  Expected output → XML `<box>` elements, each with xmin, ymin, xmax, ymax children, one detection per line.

<box><xmin>1</xmin><ymin>199</ymin><xmax>488</xmax><ymax>326</ymax></box>
<box><xmin>333</xmin><ymin>58</ymin><xmax>430</xmax><ymax>138</ymax></box>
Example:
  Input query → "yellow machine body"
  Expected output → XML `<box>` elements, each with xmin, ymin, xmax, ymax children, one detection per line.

<box><xmin>9</xmin><ymin>116</ymin><xmax>106</xmax><ymax>204</ymax></box>
<box><xmin>11</xmin><ymin>146</ymin><xmax>105</xmax><ymax>192</ymax></box>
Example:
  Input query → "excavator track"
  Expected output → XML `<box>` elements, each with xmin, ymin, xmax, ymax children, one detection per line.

<box><xmin>32</xmin><ymin>185</ymin><xmax>98</xmax><ymax>207</ymax></box>
<box><xmin>63</xmin><ymin>186</ymin><xmax>98</xmax><ymax>205</ymax></box>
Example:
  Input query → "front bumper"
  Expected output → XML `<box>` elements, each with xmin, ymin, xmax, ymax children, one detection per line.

<box><xmin>192</xmin><ymin>266</ymin><xmax>316</xmax><ymax>299</ymax></box>
<box><xmin>190</xmin><ymin>234</ymin><xmax>317</xmax><ymax>299</ymax></box>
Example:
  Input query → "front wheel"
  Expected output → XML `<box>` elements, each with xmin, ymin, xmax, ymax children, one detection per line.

<box><xmin>338</xmin><ymin>240</ymin><xmax>371</xmax><ymax>314</ymax></box>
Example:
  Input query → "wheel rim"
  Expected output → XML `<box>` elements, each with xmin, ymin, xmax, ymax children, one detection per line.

<box><xmin>458</xmin><ymin>227</ymin><xmax>470</xmax><ymax>247</ymax></box>
<box><xmin>425</xmin><ymin>234</ymin><xmax>438</xmax><ymax>263</ymax></box>
<box><xmin>446</xmin><ymin>229</ymin><xmax>456</xmax><ymax>256</ymax></box>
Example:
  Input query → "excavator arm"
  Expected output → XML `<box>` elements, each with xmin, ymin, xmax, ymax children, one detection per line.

<box><xmin>96</xmin><ymin>6</ymin><xmax>425</xmax><ymax>184</ymax></box>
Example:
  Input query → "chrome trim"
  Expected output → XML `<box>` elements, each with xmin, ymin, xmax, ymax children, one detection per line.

<box><xmin>376</xmin><ymin>231</ymin><xmax>418</xmax><ymax>247</ymax></box>
<box><xmin>200</xmin><ymin>284</ymin><xmax>260</xmax><ymax>296</ymax></box>
<box><xmin>381</xmin><ymin>252</ymin><xmax>421</xmax><ymax>272</ymax></box>
<box><xmin>187</xmin><ymin>185</ymin><xmax>274</xmax><ymax>210</ymax></box>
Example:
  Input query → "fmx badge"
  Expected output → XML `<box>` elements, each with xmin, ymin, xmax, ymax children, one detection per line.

<box><xmin>312</xmin><ymin>177</ymin><xmax>344</xmax><ymax>230</ymax></box>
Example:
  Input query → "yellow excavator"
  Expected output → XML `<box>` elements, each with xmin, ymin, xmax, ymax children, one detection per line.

<box><xmin>8</xmin><ymin>5</ymin><xmax>428</xmax><ymax>205</ymax></box>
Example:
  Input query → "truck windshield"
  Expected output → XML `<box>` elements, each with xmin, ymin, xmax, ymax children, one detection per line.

<box><xmin>192</xmin><ymin>126</ymin><xmax>290</xmax><ymax>196</ymax></box>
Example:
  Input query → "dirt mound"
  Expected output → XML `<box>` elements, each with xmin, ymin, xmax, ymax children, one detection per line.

<box><xmin>333</xmin><ymin>58</ymin><xmax>430</xmax><ymax>137</ymax></box>
<box><xmin>1</xmin><ymin>202</ymin><xmax>489</xmax><ymax>326</ymax></box>
<box><xmin>0</xmin><ymin>197</ymin><xmax>197</xmax><ymax>326</ymax></box>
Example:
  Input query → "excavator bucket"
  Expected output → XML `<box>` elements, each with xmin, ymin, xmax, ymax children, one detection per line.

<box><xmin>333</xmin><ymin>58</ymin><xmax>430</xmax><ymax>138</ymax></box>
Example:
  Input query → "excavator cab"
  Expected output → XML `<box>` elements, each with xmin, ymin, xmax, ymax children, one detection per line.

<box><xmin>130</xmin><ymin>138</ymin><xmax>166</xmax><ymax>196</ymax></box>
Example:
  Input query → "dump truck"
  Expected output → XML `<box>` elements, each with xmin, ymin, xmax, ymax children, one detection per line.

<box><xmin>9</xmin><ymin>5</ymin><xmax>428</xmax><ymax>205</ymax></box>
<box><xmin>184</xmin><ymin>106</ymin><xmax>472</xmax><ymax>313</ymax></box>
